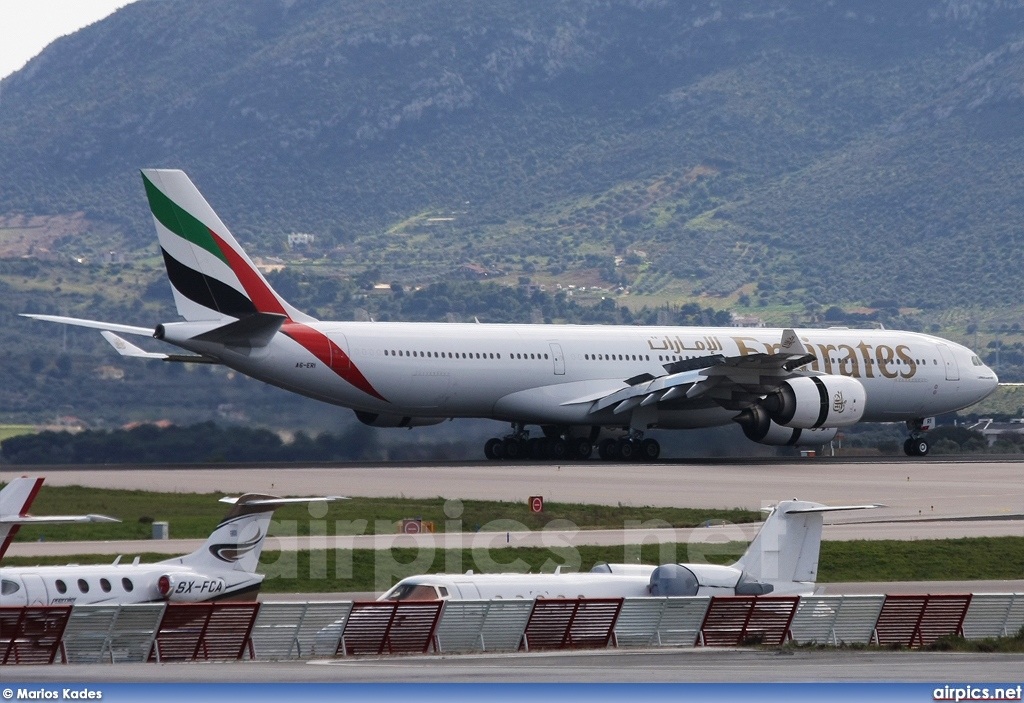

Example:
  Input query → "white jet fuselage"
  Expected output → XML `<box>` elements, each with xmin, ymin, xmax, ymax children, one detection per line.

<box><xmin>182</xmin><ymin>323</ymin><xmax>996</xmax><ymax>428</ymax></box>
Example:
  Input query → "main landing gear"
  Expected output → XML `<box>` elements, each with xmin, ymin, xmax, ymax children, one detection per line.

<box><xmin>484</xmin><ymin>424</ymin><xmax>594</xmax><ymax>461</ymax></box>
<box><xmin>903</xmin><ymin>417</ymin><xmax>933</xmax><ymax>457</ymax></box>
<box><xmin>483</xmin><ymin>424</ymin><xmax>661</xmax><ymax>462</ymax></box>
<box><xmin>596</xmin><ymin>433</ymin><xmax>661</xmax><ymax>462</ymax></box>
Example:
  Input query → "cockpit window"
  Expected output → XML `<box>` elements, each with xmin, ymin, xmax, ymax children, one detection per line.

<box><xmin>1</xmin><ymin>579</ymin><xmax>20</xmax><ymax>595</ymax></box>
<box><xmin>385</xmin><ymin>583</ymin><xmax>441</xmax><ymax>601</ymax></box>
<box><xmin>971</xmin><ymin>355</ymin><xmax>984</xmax><ymax>366</ymax></box>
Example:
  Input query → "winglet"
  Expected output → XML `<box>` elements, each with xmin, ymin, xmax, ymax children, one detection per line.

<box><xmin>780</xmin><ymin>329</ymin><xmax>808</xmax><ymax>355</ymax></box>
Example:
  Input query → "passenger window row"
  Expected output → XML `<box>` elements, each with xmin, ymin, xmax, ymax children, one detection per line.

<box><xmin>53</xmin><ymin>577</ymin><xmax>134</xmax><ymax>594</ymax></box>
<box><xmin>382</xmin><ymin>350</ymin><xmax>554</xmax><ymax>361</ymax></box>
<box><xmin>587</xmin><ymin>354</ymin><xmax>651</xmax><ymax>361</ymax></box>
<box><xmin>385</xmin><ymin>350</ymin><xmax>499</xmax><ymax>359</ymax></box>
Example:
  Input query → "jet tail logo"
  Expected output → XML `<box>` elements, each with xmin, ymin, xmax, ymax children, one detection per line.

<box><xmin>209</xmin><ymin>529</ymin><xmax>262</xmax><ymax>563</ymax></box>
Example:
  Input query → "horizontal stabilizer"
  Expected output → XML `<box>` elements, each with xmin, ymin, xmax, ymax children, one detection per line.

<box><xmin>21</xmin><ymin>314</ymin><xmax>152</xmax><ymax>337</ymax></box>
<box><xmin>101</xmin><ymin>331</ymin><xmax>216</xmax><ymax>364</ymax></box>
<box><xmin>193</xmin><ymin>312</ymin><xmax>287</xmax><ymax>347</ymax></box>
<box><xmin>782</xmin><ymin>503</ymin><xmax>885</xmax><ymax>514</ymax></box>
<box><xmin>101</xmin><ymin>331</ymin><xmax>168</xmax><ymax>359</ymax></box>
<box><xmin>219</xmin><ymin>495</ymin><xmax>346</xmax><ymax>506</ymax></box>
<box><xmin>2</xmin><ymin>514</ymin><xmax>120</xmax><ymax>525</ymax></box>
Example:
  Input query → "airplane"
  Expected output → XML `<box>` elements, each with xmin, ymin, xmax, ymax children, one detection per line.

<box><xmin>1</xmin><ymin>476</ymin><xmax>119</xmax><ymax>560</ymax></box>
<box><xmin>378</xmin><ymin>499</ymin><xmax>882</xmax><ymax>600</ymax></box>
<box><xmin>23</xmin><ymin>170</ymin><xmax>999</xmax><ymax>460</ymax></box>
<box><xmin>0</xmin><ymin>492</ymin><xmax>337</xmax><ymax>606</ymax></box>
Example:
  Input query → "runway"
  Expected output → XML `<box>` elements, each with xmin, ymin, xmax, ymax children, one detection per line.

<box><xmin>20</xmin><ymin>457</ymin><xmax>1024</xmax><ymax>522</ymax></box>
<box><xmin>6</xmin><ymin>649</ymin><xmax>1024</xmax><ymax>683</ymax></box>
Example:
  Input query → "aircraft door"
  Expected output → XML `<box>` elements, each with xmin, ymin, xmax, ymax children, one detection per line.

<box><xmin>549</xmin><ymin>343</ymin><xmax>565</xmax><ymax>375</ymax></box>
<box><xmin>325</xmin><ymin>329</ymin><xmax>351</xmax><ymax>372</ymax></box>
<box><xmin>937</xmin><ymin>344</ymin><xmax>960</xmax><ymax>381</ymax></box>
<box><xmin>454</xmin><ymin>581</ymin><xmax>482</xmax><ymax>599</ymax></box>
<box><xmin>21</xmin><ymin>573</ymin><xmax>47</xmax><ymax>605</ymax></box>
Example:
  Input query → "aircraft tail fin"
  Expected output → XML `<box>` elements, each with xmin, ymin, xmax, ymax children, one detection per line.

<box><xmin>0</xmin><ymin>477</ymin><xmax>120</xmax><ymax>560</ymax></box>
<box><xmin>163</xmin><ymin>494</ymin><xmax>340</xmax><ymax>574</ymax></box>
<box><xmin>141</xmin><ymin>169</ymin><xmax>315</xmax><ymax>324</ymax></box>
<box><xmin>733</xmin><ymin>499</ymin><xmax>882</xmax><ymax>591</ymax></box>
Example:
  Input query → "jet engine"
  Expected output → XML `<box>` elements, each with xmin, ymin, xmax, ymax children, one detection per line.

<box><xmin>735</xmin><ymin>404</ymin><xmax>840</xmax><ymax>446</ymax></box>
<box><xmin>157</xmin><ymin>573</ymin><xmax>226</xmax><ymax>602</ymax></box>
<box><xmin>760</xmin><ymin>375</ymin><xmax>865</xmax><ymax>429</ymax></box>
<box><xmin>354</xmin><ymin>411</ymin><xmax>445</xmax><ymax>428</ymax></box>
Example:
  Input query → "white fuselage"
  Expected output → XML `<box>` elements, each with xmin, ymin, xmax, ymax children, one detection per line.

<box><xmin>0</xmin><ymin>562</ymin><xmax>261</xmax><ymax>606</ymax></box>
<box><xmin>180</xmin><ymin>324</ymin><xmax>998</xmax><ymax>427</ymax></box>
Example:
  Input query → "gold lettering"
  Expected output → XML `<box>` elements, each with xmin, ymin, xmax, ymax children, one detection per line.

<box><xmin>875</xmin><ymin>344</ymin><xmax>898</xmax><ymax>379</ymax></box>
<box><xmin>896</xmin><ymin>345</ymin><xmax>916</xmax><ymax>379</ymax></box>
<box><xmin>802</xmin><ymin>337</ymin><xmax>822</xmax><ymax>371</ymax></box>
<box><xmin>837</xmin><ymin>344</ymin><xmax>860</xmax><ymax>378</ymax></box>
<box><xmin>816</xmin><ymin>344</ymin><xmax>837</xmax><ymax>374</ymax></box>
<box><xmin>857</xmin><ymin>341</ymin><xmax>875</xmax><ymax>379</ymax></box>
<box><xmin>732</xmin><ymin>337</ymin><xmax>762</xmax><ymax>356</ymax></box>
<box><xmin>763</xmin><ymin>342</ymin><xmax>781</xmax><ymax>355</ymax></box>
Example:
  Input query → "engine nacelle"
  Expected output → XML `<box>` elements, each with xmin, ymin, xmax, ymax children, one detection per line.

<box><xmin>354</xmin><ymin>411</ymin><xmax>445</xmax><ymax>428</ymax></box>
<box><xmin>157</xmin><ymin>572</ymin><xmax>226</xmax><ymax>602</ymax></box>
<box><xmin>761</xmin><ymin>375</ymin><xmax>865</xmax><ymax>429</ymax></box>
<box><xmin>736</xmin><ymin>405</ymin><xmax>840</xmax><ymax>446</ymax></box>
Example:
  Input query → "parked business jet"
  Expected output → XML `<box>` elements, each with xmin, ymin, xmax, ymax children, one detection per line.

<box><xmin>0</xmin><ymin>493</ymin><xmax>336</xmax><ymax>606</ymax></box>
<box><xmin>23</xmin><ymin>170</ymin><xmax>999</xmax><ymax>459</ymax></box>
<box><xmin>1</xmin><ymin>476</ymin><xmax>119</xmax><ymax>561</ymax></box>
<box><xmin>379</xmin><ymin>499</ymin><xmax>881</xmax><ymax>600</ymax></box>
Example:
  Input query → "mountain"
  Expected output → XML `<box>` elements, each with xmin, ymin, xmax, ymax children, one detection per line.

<box><xmin>1</xmin><ymin>0</ymin><xmax>1023</xmax><ymax>310</ymax></box>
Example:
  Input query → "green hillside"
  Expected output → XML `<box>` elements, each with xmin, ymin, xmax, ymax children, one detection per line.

<box><xmin>2</xmin><ymin>0</ymin><xmax>1023</xmax><ymax>305</ymax></box>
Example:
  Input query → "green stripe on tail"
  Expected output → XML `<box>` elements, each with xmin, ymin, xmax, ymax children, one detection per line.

<box><xmin>142</xmin><ymin>172</ymin><xmax>229</xmax><ymax>266</ymax></box>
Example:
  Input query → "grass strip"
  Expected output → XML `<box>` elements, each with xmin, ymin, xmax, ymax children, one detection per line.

<box><xmin>6</xmin><ymin>483</ymin><xmax>760</xmax><ymax>542</ymax></box>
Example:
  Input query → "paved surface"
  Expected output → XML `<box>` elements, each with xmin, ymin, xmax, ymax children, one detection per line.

<box><xmin>19</xmin><ymin>458</ymin><xmax>1024</xmax><ymax>520</ymax></box>
<box><xmin>5</xmin><ymin>649</ymin><xmax>1024</xmax><ymax>683</ymax></box>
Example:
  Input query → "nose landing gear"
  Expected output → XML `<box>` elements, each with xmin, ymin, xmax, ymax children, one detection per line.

<box><xmin>904</xmin><ymin>417</ymin><xmax>934</xmax><ymax>457</ymax></box>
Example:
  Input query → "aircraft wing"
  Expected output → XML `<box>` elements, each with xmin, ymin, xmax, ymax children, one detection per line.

<box><xmin>573</xmin><ymin>328</ymin><xmax>817</xmax><ymax>416</ymax></box>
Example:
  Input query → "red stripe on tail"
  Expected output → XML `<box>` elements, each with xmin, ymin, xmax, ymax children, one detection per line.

<box><xmin>209</xmin><ymin>229</ymin><xmax>287</xmax><ymax>316</ymax></box>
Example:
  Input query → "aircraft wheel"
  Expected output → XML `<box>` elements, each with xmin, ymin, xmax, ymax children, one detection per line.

<box><xmin>903</xmin><ymin>438</ymin><xmax>915</xmax><ymax>456</ymax></box>
<box><xmin>598</xmin><ymin>438</ymin><xmax>617</xmax><ymax>461</ymax></box>
<box><xmin>617</xmin><ymin>438</ymin><xmax>636</xmax><ymax>461</ymax></box>
<box><xmin>914</xmin><ymin>439</ymin><xmax>930</xmax><ymax>456</ymax></box>
<box><xmin>484</xmin><ymin>437</ymin><xmax>503</xmax><ymax>460</ymax></box>
<box><xmin>640</xmin><ymin>438</ymin><xmax>661</xmax><ymax>461</ymax></box>
<box><xmin>550</xmin><ymin>439</ymin><xmax>569</xmax><ymax>460</ymax></box>
<box><xmin>503</xmin><ymin>437</ymin><xmax>524</xmax><ymax>460</ymax></box>
<box><xmin>571</xmin><ymin>438</ymin><xmax>593</xmax><ymax>460</ymax></box>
